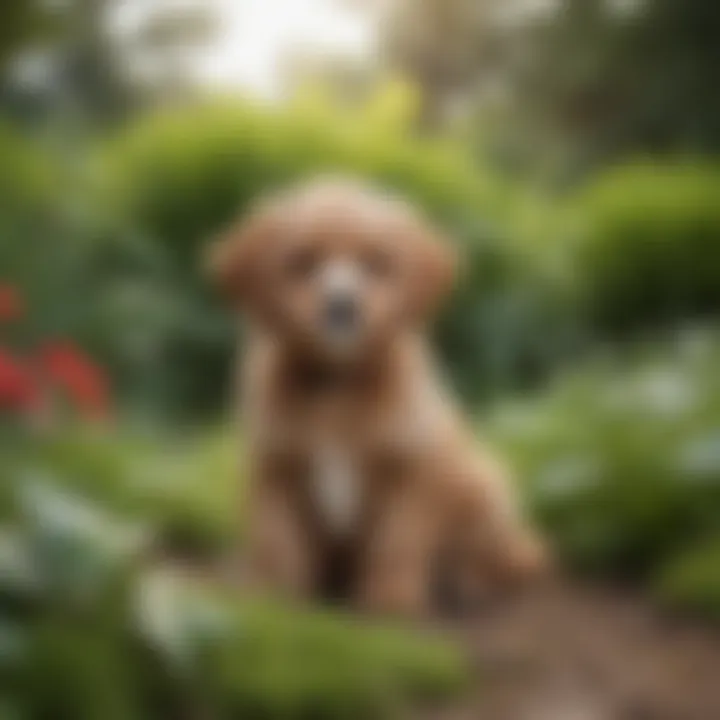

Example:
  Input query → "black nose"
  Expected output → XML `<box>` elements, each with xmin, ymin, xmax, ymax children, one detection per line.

<box><xmin>325</xmin><ymin>295</ymin><xmax>358</xmax><ymax>332</ymax></box>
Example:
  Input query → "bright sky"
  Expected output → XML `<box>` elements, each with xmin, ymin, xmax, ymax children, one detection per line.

<box><xmin>198</xmin><ymin>0</ymin><xmax>376</xmax><ymax>97</ymax></box>
<box><xmin>113</xmin><ymin>0</ymin><xmax>378</xmax><ymax>100</ymax></box>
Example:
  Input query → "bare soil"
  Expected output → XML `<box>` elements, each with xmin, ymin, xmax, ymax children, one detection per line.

<box><xmin>167</xmin><ymin>556</ymin><xmax>720</xmax><ymax>719</ymax></box>
<box><xmin>429</xmin><ymin>579</ymin><xmax>720</xmax><ymax>720</ymax></box>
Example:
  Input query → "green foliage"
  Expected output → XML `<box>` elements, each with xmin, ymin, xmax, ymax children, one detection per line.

<box><xmin>0</xmin><ymin>1</ymin><xmax>61</xmax><ymax>75</ymax></box>
<box><xmin>0</xmin><ymin>123</ymin><xmax>125</xmax><ymax>366</ymax></box>
<box><xmin>1</xmin><ymin>427</ymin><xmax>240</xmax><ymax>556</ymax></box>
<box><xmin>104</xmin><ymin>98</ymin><xmax>497</xmax><ymax>271</ymax></box>
<box><xmin>213</xmin><ymin>599</ymin><xmax>466</xmax><ymax>718</ymax></box>
<box><xmin>569</xmin><ymin>163</ymin><xmax>720</xmax><ymax>334</ymax></box>
<box><xmin>99</xmin><ymin>98</ymin><xmax>582</xmax><ymax>412</ymax></box>
<box><xmin>3</xmin><ymin>106</ymin><xmax>720</xmax><ymax>422</ymax></box>
<box><xmin>0</xmin><ymin>439</ymin><xmax>466</xmax><ymax>719</ymax></box>
<box><xmin>490</xmin><ymin>331</ymin><xmax>720</xmax><ymax>579</ymax></box>
<box><xmin>490</xmin><ymin>0</ymin><xmax>720</xmax><ymax>178</ymax></box>
<box><xmin>106</xmin><ymin>99</ymin><xmax>459</xmax><ymax>413</ymax></box>
<box><xmin>655</xmin><ymin>538</ymin><xmax>720</xmax><ymax>619</ymax></box>
<box><xmin>100</xmin><ymin>102</ymin><xmax>720</xmax><ymax>416</ymax></box>
<box><xmin>0</xmin><ymin>124</ymin><xmax>56</xmax><ymax>219</ymax></box>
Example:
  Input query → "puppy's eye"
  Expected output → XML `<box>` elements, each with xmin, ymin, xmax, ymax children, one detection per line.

<box><xmin>363</xmin><ymin>249</ymin><xmax>395</xmax><ymax>279</ymax></box>
<box><xmin>285</xmin><ymin>247</ymin><xmax>319</xmax><ymax>280</ymax></box>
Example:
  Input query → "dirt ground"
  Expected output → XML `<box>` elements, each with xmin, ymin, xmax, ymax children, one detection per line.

<box><xmin>429</xmin><ymin>579</ymin><xmax>720</xmax><ymax>720</ymax></box>
<box><xmin>172</xmin><ymin>557</ymin><xmax>720</xmax><ymax>719</ymax></box>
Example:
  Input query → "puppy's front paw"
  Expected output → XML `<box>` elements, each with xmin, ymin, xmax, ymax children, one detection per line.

<box><xmin>357</xmin><ymin>575</ymin><xmax>427</xmax><ymax>619</ymax></box>
<box><xmin>497</xmin><ymin>533</ymin><xmax>552</xmax><ymax>586</ymax></box>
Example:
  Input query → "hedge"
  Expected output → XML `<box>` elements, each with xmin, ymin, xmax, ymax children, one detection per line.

<box><xmin>567</xmin><ymin>162</ymin><xmax>720</xmax><ymax>335</ymax></box>
<box><xmin>100</xmin><ymin>99</ymin><xmax>570</xmax><ymax>414</ymax></box>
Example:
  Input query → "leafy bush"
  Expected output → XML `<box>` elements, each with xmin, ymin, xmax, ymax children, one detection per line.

<box><xmin>100</xmin><ymin>97</ymin><xmax>579</xmax><ymax>414</ymax></box>
<box><xmin>102</xmin><ymin>98</ymin><xmax>500</xmax><ymax>415</ymax></box>
<box><xmin>490</xmin><ymin>330</ymin><xmax>720</xmax><ymax>579</ymax></box>
<box><xmin>212</xmin><ymin>599</ymin><xmax>465</xmax><ymax>718</ymax></box>
<box><xmin>568</xmin><ymin>163</ymin><xmax>720</xmax><ymax>334</ymax></box>
<box><xmin>0</xmin><ymin>427</ymin><xmax>240</xmax><ymax>556</ymax></box>
<box><xmin>655</xmin><ymin>539</ymin><xmax>720</xmax><ymax>619</ymax></box>
<box><xmin>7</xmin><ymin>109</ymin><xmax>720</xmax><ymax>424</ymax></box>
<box><xmin>0</xmin><ymin>444</ymin><xmax>466</xmax><ymax>719</ymax></box>
<box><xmin>0</xmin><ymin>124</ymin><xmax>128</xmax><ymax>390</ymax></box>
<box><xmin>104</xmin><ymin>97</ymin><xmax>499</xmax><ymax>269</ymax></box>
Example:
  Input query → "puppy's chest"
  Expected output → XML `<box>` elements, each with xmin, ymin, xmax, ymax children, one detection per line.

<box><xmin>259</xmin><ymin>395</ymin><xmax>408</xmax><ymax>534</ymax></box>
<box><xmin>310</xmin><ymin>439</ymin><xmax>363</xmax><ymax>536</ymax></box>
<box><xmin>303</xmin><ymin>401</ymin><xmax>379</xmax><ymax>534</ymax></box>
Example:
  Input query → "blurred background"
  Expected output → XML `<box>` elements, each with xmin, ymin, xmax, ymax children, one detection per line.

<box><xmin>1</xmin><ymin>0</ymin><xmax>720</xmax><ymax>717</ymax></box>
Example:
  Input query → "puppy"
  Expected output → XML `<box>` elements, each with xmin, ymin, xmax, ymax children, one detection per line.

<box><xmin>209</xmin><ymin>178</ymin><xmax>546</xmax><ymax>616</ymax></box>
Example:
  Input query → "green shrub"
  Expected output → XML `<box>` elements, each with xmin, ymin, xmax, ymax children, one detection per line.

<box><xmin>1</xmin><ymin>427</ymin><xmax>240</xmax><ymax>556</ymax></box>
<box><xmin>214</xmin><ymin>599</ymin><xmax>466</xmax><ymax>718</ymax></box>
<box><xmin>100</xmin><ymin>99</ymin><xmax>579</xmax><ymax>414</ymax></box>
<box><xmin>7</xmin><ymin>118</ymin><xmax>720</xmax><ymax>422</ymax></box>
<box><xmin>0</xmin><ymin>123</ymin><xmax>127</xmax><ymax>374</ymax></box>
<box><xmin>0</xmin><ymin>123</ymin><xmax>57</xmax><ymax>222</ymax></box>
<box><xmin>490</xmin><ymin>330</ymin><xmax>720</xmax><ymax>578</ymax></box>
<box><xmin>1</xmin><ymin>474</ymin><xmax>466</xmax><ymax>719</ymax></box>
<box><xmin>0</xmin><ymin>123</ymin><xmax>66</xmax><ymax>345</ymax></box>
<box><xmin>655</xmin><ymin>538</ymin><xmax>720</xmax><ymax>619</ymax></box>
<box><xmin>569</xmin><ymin>163</ymin><xmax>720</xmax><ymax>334</ymax></box>
<box><xmin>102</xmin><ymin>94</ymin><xmax>505</xmax><ymax>277</ymax></box>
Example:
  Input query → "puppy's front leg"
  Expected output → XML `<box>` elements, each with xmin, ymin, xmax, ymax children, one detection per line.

<box><xmin>357</xmin><ymin>480</ymin><xmax>436</xmax><ymax>618</ymax></box>
<box><xmin>244</xmin><ymin>458</ymin><xmax>316</xmax><ymax>600</ymax></box>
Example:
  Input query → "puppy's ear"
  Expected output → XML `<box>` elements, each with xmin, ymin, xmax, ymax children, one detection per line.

<box><xmin>406</xmin><ymin>221</ymin><xmax>457</xmax><ymax>322</ymax></box>
<box><xmin>205</xmin><ymin>200</ymin><xmax>278</xmax><ymax>309</ymax></box>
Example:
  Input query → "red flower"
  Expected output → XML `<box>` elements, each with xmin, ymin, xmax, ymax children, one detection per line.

<box><xmin>40</xmin><ymin>341</ymin><xmax>111</xmax><ymax>420</ymax></box>
<box><xmin>0</xmin><ymin>284</ymin><xmax>23</xmax><ymax>322</ymax></box>
<box><xmin>0</xmin><ymin>348</ymin><xmax>41</xmax><ymax>412</ymax></box>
